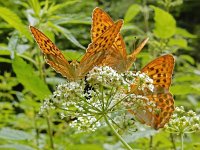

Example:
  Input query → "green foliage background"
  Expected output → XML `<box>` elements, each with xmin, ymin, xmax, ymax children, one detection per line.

<box><xmin>0</xmin><ymin>0</ymin><xmax>200</xmax><ymax>149</ymax></box>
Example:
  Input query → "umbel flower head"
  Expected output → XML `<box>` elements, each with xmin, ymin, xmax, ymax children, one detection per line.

<box><xmin>165</xmin><ymin>106</ymin><xmax>200</xmax><ymax>134</ymax></box>
<box><xmin>40</xmin><ymin>66</ymin><xmax>155</xmax><ymax>132</ymax></box>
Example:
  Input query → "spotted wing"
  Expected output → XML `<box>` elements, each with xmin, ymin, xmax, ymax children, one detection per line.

<box><xmin>78</xmin><ymin>20</ymin><xmax>123</xmax><ymax>78</ymax></box>
<box><xmin>131</xmin><ymin>54</ymin><xmax>175</xmax><ymax>129</ymax></box>
<box><xmin>92</xmin><ymin>7</ymin><xmax>127</xmax><ymax>70</ymax></box>
<box><xmin>30</xmin><ymin>26</ymin><xmax>74</xmax><ymax>79</ymax></box>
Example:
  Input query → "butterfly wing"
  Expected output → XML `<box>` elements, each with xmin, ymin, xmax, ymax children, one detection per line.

<box><xmin>92</xmin><ymin>7</ymin><xmax>128</xmax><ymax>71</ymax></box>
<box><xmin>141</xmin><ymin>54</ymin><xmax>174</xmax><ymax>90</ymax></box>
<box><xmin>30</xmin><ymin>26</ymin><xmax>74</xmax><ymax>79</ymax></box>
<box><xmin>130</xmin><ymin>54</ymin><xmax>175</xmax><ymax>129</ymax></box>
<box><xmin>78</xmin><ymin>20</ymin><xmax>123</xmax><ymax>78</ymax></box>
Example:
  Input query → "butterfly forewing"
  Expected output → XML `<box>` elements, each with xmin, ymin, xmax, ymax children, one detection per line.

<box><xmin>79</xmin><ymin>20</ymin><xmax>123</xmax><ymax>77</ymax></box>
<box><xmin>92</xmin><ymin>7</ymin><xmax>149</xmax><ymax>72</ymax></box>
<box><xmin>92</xmin><ymin>8</ymin><xmax>127</xmax><ymax>68</ymax></box>
<box><xmin>141</xmin><ymin>54</ymin><xmax>174</xmax><ymax>89</ymax></box>
<box><xmin>30</xmin><ymin>26</ymin><xmax>74</xmax><ymax>79</ymax></box>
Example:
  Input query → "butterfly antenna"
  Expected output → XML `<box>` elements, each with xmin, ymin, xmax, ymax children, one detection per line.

<box><xmin>131</xmin><ymin>37</ymin><xmax>149</xmax><ymax>57</ymax></box>
<box><xmin>132</xmin><ymin>36</ymin><xmax>137</xmax><ymax>52</ymax></box>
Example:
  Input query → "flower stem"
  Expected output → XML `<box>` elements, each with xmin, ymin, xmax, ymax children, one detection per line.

<box><xmin>46</xmin><ymin>111</ymin><xmax>55</xmax><ymax>150</ymax></box>
<box><xmin>180</xmin><ymin>133</ymin><xmax>184</xmax><ymax>150</ymax></box>
<box><xmin>104</xmin><ymin>115</ymin><xmax>133</xmax><ymax>150</ymax></box>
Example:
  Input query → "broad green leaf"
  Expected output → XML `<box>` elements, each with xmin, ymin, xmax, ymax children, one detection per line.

<box><xmin>176</xmin><ymin>27</ymin><xmax>197</xmax><ymax>38</ymax></box>
<box><xmin>0</xmin><ymin>7</ymin><xmax>32</xmax><ymax>41</ymax></box>
<box><xmin>151</xmin><ymin>6</ymin><xmax>176</xmax><ymax>38</ymax></box>
<box><xmin>48</xmin><ymin>23</ymin><xmax>85</xmax><ymax>49</ymax></box>
<box><xmin>0</xmin><ymin>128</ymin><xmax>33</xmax><ymax>140</ymax></box>
<box><xmin>0</xmin><ymin>144</ymin><xmax>34</xmax><ymax>150</ymax></box>
<box><xmin>12</xmin><ymin>56</ymin><xmax>51</xmax><ymax>99</ymax></box>
<box><xmin>179</xmin><ymin>54</ymin><xmax>195</xmax><ymax>65</ymax></box>
<box><xmin>170</xmin><ymin>84</ymin><xmax>199</xmax><ymax>95</ymax></box>
<box><xmin>175</xmin><ymin>74</ymin><xmax>200</xmax><ymax>82</ymax></box>
<box><xmin>0</xmin><ymin>57</ymin><xmax>11</xmax><ymax>63</ymax></box>
<box><xmin>169</xmin><ymin>38</ymin><xmax>188</xmax><ymax>48</ymax></box>
<box><xmin>124</xmin><ymin>4</ymin><xmax>141</xmax><ymax>23</ymax></box>
<box><xmin>63</xmin><ymin>50</ymin><xmax>83</xmax><ymax>61</ymax></box>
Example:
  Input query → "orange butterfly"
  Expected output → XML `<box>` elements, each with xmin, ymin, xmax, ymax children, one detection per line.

<box><xmin>130</xmin><ymin>54</ymin><xmax>175</xmax><ymax>129</ymax></box>
<box><xmin>92</xmin><ymin>7</ymin><xmax>175</xmax><ymax>129</ymax></box>
<box><xmin>92</xmin><ymin>7</ymin><xmax>149</xmax><ymax>72</ymax></box>
<box><xmin>29</xmin><ymin>20</ymin><xmax>123</xmax><ymax>81</ymax></box>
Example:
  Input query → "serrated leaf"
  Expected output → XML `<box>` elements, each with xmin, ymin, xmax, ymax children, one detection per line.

<box><xmin>0</xmin><ymin>128</ymin><xmax>33</xmax><ymax>140</ymax></box>
<box><xmin>124</xmin><ymin>4</ymin><xmax>141</xmax><ymax>23</ymax></box>
<box><xmin>151</xmin><ymin>6</ymin><xmax>176</xmax><ymax>38</ymax></box>
<box><xmin>12</xmin><ymin>56</ymin><xmax>51</xmax><ymax>99</ymax></box>
<box><xmin>0</xmin><ymin>7</ymin><xmax>32</xmax><ymax>41</ymax></box>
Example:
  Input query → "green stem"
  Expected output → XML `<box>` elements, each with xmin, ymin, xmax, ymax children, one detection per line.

<box><xmin>180</xmin><ymin>133</ymin><xmax>184</xmax><ymax>150</ymax></box>
<box><xmin>149</xmin><ymin>135</ymin><xmax>153</xmax><ymax>150</ymax></box>
<box><xmin>104</xmin><ymin>115</ymin><xmax>133</xmax><ymax>150</ymax></box>
<box><xmin>33</xmin><ymin>110</ymin><xmax>40</xmax><ymax>150</ymax></box>
<box><xmin>46</xmin><ymin>111</ymin><xmax>55</xmax><ymax>150</ymax></box>
<box><xmin>170</xmin><ymin>133</ymin><xmax>176</xmax><ymax>150</ymax></box>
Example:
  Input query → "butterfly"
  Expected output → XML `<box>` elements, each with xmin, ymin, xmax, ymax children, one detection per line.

<box><xmin>92</xmin><ymin>7</ymin><xmax>175</xmax><ymax>129</ymax></box>
<box><xmin>29</xmin><ymin>19</ymin><xmax>123</xmax><ymax>81</ymax></box>
<box><xmin>129</xmin><ymin>54</ymin><xmax>175</xmax><ymax>129</ymax></box>
<box><xmin>92</xmin><ymin>7</ymin><xmax>149</xmax><ymax>72</ymax></box>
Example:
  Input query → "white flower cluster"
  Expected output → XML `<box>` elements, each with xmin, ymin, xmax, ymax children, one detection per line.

<box><xmin>40</xmin><ymin>66</ymin><xmax>155</xmax><ymax>132</ymax></box>
<box><xmin>165</xmin><ymin>106</ymin><xmax>200</xmax><ymax>134</ymax></box>
<box><xmin>87</xmin><ymin>66</ymin><xmax>126</xmax><ymax>88</ymax></box>
<box><xmin>69</xmin><ymin>114</ymin><xmax>101</xmax><ymax>132</ymax></box>
<box><xmin>134</xmin><ymin>71</ymin><xmax>154</xmax><ymax>92</ymax></box>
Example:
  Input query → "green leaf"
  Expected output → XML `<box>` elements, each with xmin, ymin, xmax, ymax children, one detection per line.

<box><xmin>48</xmin><ymin>0</ymin><xmax>80</xmax><ymax>14</ymax></box>
<box><xmin>63</xmin><ymin>50</ymin><xmax>83</xmax><ymax>61</ymax></box>
<box><xmin>0</xmin><ymin>7</ymin><xmax>32</xmax><ymax>41</ymax></box>
<box><xmin>0</xmin><ymin>128</ymin><xmax>33</xmax><ymax>140</ymax></box>
<box><xmin>69</xmin><ymin>144</ymin><xmax>102</xmax><ymax>150</ymax></box>
<box><xmin>0</xmin><ymin>144</ymin><xmax>34</xmax><ymax>150</ymax></box>
<box><xmin>12</xmin><ymin>56</ymin><xmax>51</xmax><ymax>99</ymax></box>
<box><xmin>124</xmin><ymin>4</ymin><xmax>141</xmax><ymax>23</ymax></box>
<box><xmin>179</xmin><ymin>54</ymin><xmax>195</xmax><ymax>65</ymax></box>
<box><xmin>170</xmin><ymin>84</ymin><xmax>199</xmax><ymax>95</ymax></box>
<box><xmin>28</xmin><ymin>0</ymin><xmax>41</xmax><ymax>17</ymax></box>
<box><xmin>168</xmin><ymin>38</ymin><xmax>188</xmax><ymax>48</ymax></box>
<box><xmin>151</xmin><ymin>6</ymin><xmax>176</xmax><ymax>38</ymax></box>
<box><xmin>176</xmin><ymin>27</ymin><xmax>197</xmax><ymax>38</ymax></box>
<box><xmin>48</xmin><ymin>23</ymin><xmax>85</xmax><ymax>49</ymax></box>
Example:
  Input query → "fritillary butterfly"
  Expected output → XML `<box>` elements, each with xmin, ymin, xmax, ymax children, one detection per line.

<box><xmin>130</xmin><ymin>54</ymin><xmax>175</xmax><ymax>129</ymax></box>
